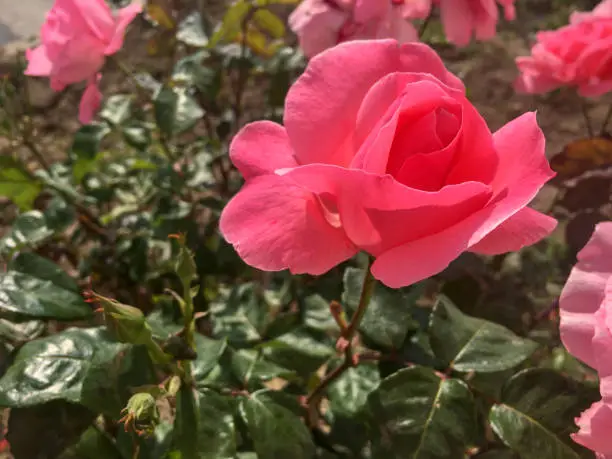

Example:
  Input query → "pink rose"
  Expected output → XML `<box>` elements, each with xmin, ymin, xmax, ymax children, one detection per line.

<box><xmin>559</xmin><ymin>222</ymin><xmax>612</xmax><ymax>459</ymax></box>
<box><xmin>401</xmin><ymin>0</ymin><xmax>517</xmax><ymax>47</ymax></box>
<box><xmin>219</xmin><ymin>40</ymin><xmax>557</xmax><ymax>288</ymax></box>
<box><xmin>289</xmin><ymin>0</ymin><xmax>418</xmax><ymax>58</ymax></box>
<box><xmin>25</xmin><ymin>0</ymin><xmax>142</xmax><ymax>123</ymax></box>
<box><xmin>515</xmin><ymin>0</ymin><xmax>612</xmax><ymax>97</ymax></box>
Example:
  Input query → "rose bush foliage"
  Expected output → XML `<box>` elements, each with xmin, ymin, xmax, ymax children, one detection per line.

<box><xmin>0</xmin><ymin>0</ymin><xmax>608</xmax><ymax>458</ymax></box>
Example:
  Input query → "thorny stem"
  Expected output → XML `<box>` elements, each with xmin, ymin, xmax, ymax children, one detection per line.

<box><xmin>305</xmin><ymin>258</ymin><xmax>376</xmax><ymax>425</ymax></box>
<box><xmin>22</xmin><ymin>137</ymin><xmax>51</xmax><ymax>173</ymax></box>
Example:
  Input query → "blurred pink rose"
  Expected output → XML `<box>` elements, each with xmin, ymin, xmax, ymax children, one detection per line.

<box><xmin>515</xmin><ymin>0</ymin><xmax>612</xmax><ymax>97</ymax></box>
<box><xmin>25</xmin><ymin>0</ymin><xmax>142</xmax><ymax>123</ymax></box>
<box><xmin>289</xmin><ymin>0</ymin><xmax>418</xmax><ymax>58</ymax></box>
<box><xmin>560</xmin><ymin>222</ymin><xmax>612</xmax><ymax>458</ymax></box>
<box><xmin>401</xmin><ymin>0</ymin><xmax>516</xmax><ymax>46</ymax></box>
<box><xmin>220</xmin><ymin>40</ymin><xmax>556</xmax><ymax>288</ymax></box>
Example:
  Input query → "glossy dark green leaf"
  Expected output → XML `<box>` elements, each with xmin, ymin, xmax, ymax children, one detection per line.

<box><xmin>177</xmin><ymin>12</ymin><xmax>209</xmax><ymax>47</ymax></box>
<box><xmin>195</xmin><ymin>389</ymin><xmax>238</xmax><ymax>458</ymax></box>
<box><xmin>0</xmin><ymin>156</ymin><xmax>42</xmax><ymax>210</ymax></box>
<box><xmin>71</xmin><ymin>123</ymin><xmax>110</xmax><ymax>159</ymax></box>
<box><xmin>66</xmin><ymin>426</ymin><xmax>124</xmax><ymax>459</ymax></box>
<box><xmin>343</xmin><ymin>267</ymin><xmax>420</xmax><ymax>350</ymax></box>
<box><xmin>263</xmin><ymin>326</ymin><xmax>334</xmax><ymax>376</ymax></box>
<box><xmin>99</xmin><ymin>94</ymin><xmax>132</xmax><ymax>125</ymax></box>
<box><xmin>366</xmin><ymin>366</ymin><xmax>476</xmax><ymax>459</ymax></box>
<box><xmin>154</xmin><ymin>86</ymin><xmax>204</xmax><ymax>136</ymax></box>
<box><xmin>488</xmin><ymin>368</ymin><xmax>599</xmax><ymax>459</ymax></box>
<box><xmin>328</xmin><ymin>362</ymin><xmax>379</xmax><ymax>416</ymax></box>
<box><xmin>10</xmin><ymin>252</ymin><xmax>79</xmax><ymax>292</ymax></box>
<box><xmin>173</xmin><ymin>383</ymin><xmax>199</xmax><ymax>459</ymax></box>
<box><xmin>0</xmin><ymin>256</ymin><xmax>92</xmax><ymax>320</ymax></box>
<box><xmin>81</xmin><ymin>345</ymin><xmax>157</xmax><ymax>417</ymax></box>
<box><xmin>240</xmin><ymin>389</ymin><xmax>315</xmax><ymax>459</ymax></box>
<box><xmin>192</xmin><ymin>334</ymin><xmax>227</xmax><ymax>382</ymax></box>
<box><xmin>0</xmin><ymin>210</ymin><xmax>53</xmax><ymax>255</ymax></box>
<box><xmin>429</xmin><ymin>296</ymin><xmax>538</xmax><ymax>372</ymax></box>
<box><xmin>229</xmin><ymin>348</ymin><xmax>297</xmax><ymax>388</ymax></box>
<box><xmin>0</xmin><ymin>327</ymin><xmax>126</xmax><ymax>407</ymax></box>
<box><xmin>0</xmin><ymin>317</ymin><xmax>44</xmax><ymax>345</ymax></box>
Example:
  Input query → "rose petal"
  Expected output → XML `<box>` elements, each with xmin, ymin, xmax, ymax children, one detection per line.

<box><xmin>219</xmin><ymin>174</ymin><xmax>357</xmax><ymax>275</ymax></box>
<box><xmin>469</xmin><ymin>207</ymin><xmax>557</xmax><ymax>254</ymax></box>
<box><xmin>439</xmin><ymin>0</ymin><xmax>474</xmax><ymax>46</ymax></box>
<box><xmin>25</xmin><ymin>46</ymin><xmax>53</xmax><ymax>76</ymax></box>
<box><xmin>230</xmin><ymin>121</ymin><xmax>298</xmax><ymax>180</ymax></box>
<box><xmin>284</xmin><ymin>40</ymin><xmax>463</xmax><ymax>168</ymax></box>
<box><xmin>72</xmin><ymin>0</ymin><xmax>115</xmax><ymax>42</ymax></box>
<box><xmin>282</xmin><ymin>164</ymin><xmax>492</xmax><ymax>254</ymax></box>
<box><xmin>573</xmin><ymin>401</ymin><xmax>612</xmax><ymax>455</ymax></box>
<box><xmin>467</xmin><ymin>112</ymin><xmax>555</xmax><ymax>246</ymax></box>
<box><xmin>78</xmin><ymin>75</ymin><xmax>102</xmax><ymax>124</ymax></box>
<box><xmin>560</xmin><ymin>222</ymin><xmax>612</xmax><ymax>369</ymax></box>
<box><xmin>105</xmin><ymin>1</ymin><xmax>143</xmax><ymax>55</ymax></box>
<box><xmin>371</xmin><ymin>206</ymin><xmax>495</xmax><ymax>288</ymax></box>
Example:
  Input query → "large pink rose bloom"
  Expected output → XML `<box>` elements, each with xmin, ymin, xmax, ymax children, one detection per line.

<box><xmin>25</xmin><ymin>0</ymin><xmax>142</xmax><ymax>123</ymax></box>
<box><xmin>515</xmin><ymin>0</ymin><xmax>612</xmax><ymax>97</ymax></box>
<box><xmin>560</xmin><ymin>223</ymin><xmax>612</xmax><ymax>458</ymax></box>
<box><xmin>289</xmin><ymin>0</ymin><xmax>418</xmax><ymax>58</ymax></box>
<box><xmin>401</xmin><ymin>0</ymin><xmax>516</xmax><ymax>47</ymax></box>
<box><xmin>219</xmin><ymin>40</ymin><xmax>557</xmax><ymax>288</ymax></box>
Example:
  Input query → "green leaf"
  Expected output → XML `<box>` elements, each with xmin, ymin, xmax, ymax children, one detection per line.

<box><xmin>263</xmin><ymin>326</ymin><xmax>334</xmax><ymax>376</ymax></box>
<box><xmin>10</xmin><ymin>252</ymin><xmax>79</xmax><ymax>292</ymax></box>
<box><xmin>328</xmin><ymin>362</ymin><xmax>380</xmax><ymax>417</ymax></box>
<box><xmin>99</xmin><ymin>94</ymin><xmax>132</xmax><ymax>125</ymax></box>
<box><xmin>192</xmin><ymin>334</ymin><xmax>227</xmax><ymax>382</ymax></box>
<box><xmin>173</xmin><ymin>52</ymin><xmax>220</xmax><ymax>101</ymax></box>
<box><xmin>173</xmin><ymin>383</ymin><xmax>199</xmax><ymax>459</ymax></box>
<box><xmin>177</xmin><ymin>12</ymin><xmax>209</xmax><ymax>47</ymax></box>
<box><xmin>0</xmin><ymin>156</ymin><xmax>42</xmax><ymax>210</ymax></box>
<box><xmin>240</xmin><ymin>389</ymin><xmax>315</xmax><ymax>459</ymax></box>
<box><xmin>252</xmin><ymin>9</ymin><xmax>285</xmax><ymax>38</ymax></box>
<box><xmin>66</xmin><ymin>426</ymin><xmax>124</xmax><ymax>459</ymax></box>
<box><xmin>0</xmin><ymin>210</ymin><xmax>54</xmax><ymax>255</ymax></box>
<box><xmin>195</xmin><ymin>390</ymin><xmax>238</xmax><ymax>458</ymax></box>
<box><xmin>488</xmin><ymin>368</ymin><xmax>599</xmax><ymax>459</ymax></box>
<box><xmin>0</xmin><ymin>256</ymin><xmax>92</xmax><ymax>320</ymax></box>
<box><xmin>343</xmin><ymin>267</ymin><xmax>420</xmax><ymax>350</ymax></box>
<box><xmin>0</xmin><ymin>327</ymin><xmax>126</xmax><ymax>407</ymax></box>
<box><xmin>154</xmin><ymin>86</ymin><xmax>204</xmax><ymax>137</ymax></box>
<box><xmin>71</xmin><ymin>123</ymin><xmax>111</xmax><ymax>159</ymax></box>
<box><xmin>229</xmin><ymin>348</ymin><xmax>297</xmax><ymax>388</ymax></box>
<box><xmin>366</xmin><ymin>366</ymin><xmax>476</xmax><ymax>459</ymax></box>
<box><xmin>0</xmin><ymin>318</ymin><xmax>44</xmax><ymax>346</ymax></box>
<box><xmin>209</xmin><ymin>0</ymin><xmax>251</xmax><ymax>47</ymax></box>
<box><xmin>429</xmin><ymin>296</ymin><xmax>538</xmax><ymax>372</ymax></box>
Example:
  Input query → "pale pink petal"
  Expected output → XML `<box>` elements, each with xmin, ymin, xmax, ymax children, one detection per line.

<box><xmin>24</xmin><ymin>46</ymin><xmax>53</xmax><ymax>76</ymax></box>
<box><xmin>230</xmin><ymin>121</ymin><xmax>298</xmax><ymax>180</ymax></box>
<box><xmin>219</xmin><ymin>174</ymin><xmax>357</xmax><ymax>275</ymax></box>
<box><xmin>51</xmin><ymin>33</ymin><xmax>106</xmax><ymax>84</ymax></box>
<box><xmin>573</xmin><ymin>402</ymin><xmax>612</xmax><ymax>455</ymax></box>
<box><xmin>71</xmin><ymin>0</ymin><xmax>115</xmax><ymax>42</ymax></box>
<box><xmin>467</xmin><ymin>112</ymin><xmax>555</xmax><ymax>246</ymax></box>
<box><xmin>469</xmin><ymin>207</ymin><xmax>557</xmax><ymax>254</ymax></box>
<box><xmin>105</xmin><ymin>2</ymin><xmax>143</xmax><ymax>55</ymax></box>
<box><xmin>371</xmin><ymin>206</ymin><xmax>495</xmax><ymax>288</ymax></box>
<box><xmin>595</xmin><ymin>295</ymin><xmax>612</xmax><ymax>402</ymax></box>
<box><xmin>401</xmin><ymin>0</ymin><xmax>432</xmax><ymax>19</ymax></box>
<box><xmin>439</xmin><ymin>0</ymin><xmax>474</xmax><ymax>46</ymax></box>
<box><xmin>560</xmin><ymin>222</ymin><xmax>612</xmax><ymax>368</ymax></box>
<box><xmin>284</xmin><ymin>40</ymin><xmax>463</xmax><ymax>168</ymax></box>
<box><xmin>288</xmin><ymin>0</ymin><xmax>347</xmax><ymax>58</ymax></box>
<box><xmin>78</xmin><ymin>75</ymin><xmax>102</xmax><ymax>124</ymax></box>
<box><xmin>353</xmin><ymin>0</ymin><xmax>388</xmax><ymax>23</ymax></box>
<box><xmin>388</xmin><ymin>15</ymin><xmax>419</xmax><ymax>43</ymax></box>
